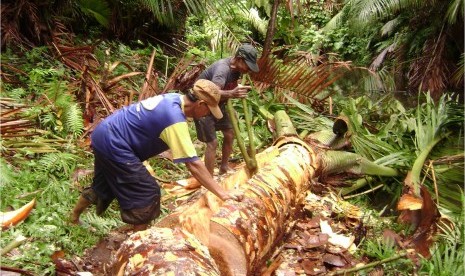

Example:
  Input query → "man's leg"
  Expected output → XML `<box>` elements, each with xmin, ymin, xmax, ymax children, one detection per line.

<box><xmin>194</xmin><ymin>116</ymin><xmax>218</xmax><ymax>176</ymax></box>
<box><xmin>70</xmin><ymin>195</ymin><xmax>92</xmax><ymax>224</ymax></box>
<box><xmin>219</xmin><ymin>128</ymin><xmax>234</xmax><ymax>175</ymax></box>
<box><xmin>205</xmin><ymin>139</ymin><xmax>218</xmax><ymax>176</ymax></box>
<box><xmin>114</xmin><ymin>160</ymin><xmax>161</xmax><ymax>231</ymax></box>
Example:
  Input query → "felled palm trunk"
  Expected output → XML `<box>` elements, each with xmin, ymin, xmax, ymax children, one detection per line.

<box><xmin>208</xmin><ymin>138</ymin><xmax>317</xmax><ymax>275</ymax></box>
<box><xmin>113</xmin><ymin>111</ymin><xmax>397</xmax><ymax>275</ymax></box>
<box><xmin>112</xmin><ymin>136</ymin><xmax>315</xmax><ymax>275</ymax></box>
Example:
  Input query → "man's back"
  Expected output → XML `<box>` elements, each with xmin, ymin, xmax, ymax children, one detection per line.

<box><xmin>198</xmin><ymin>57</ymin><xmax>240</xmax><ymax>90</ymax></box>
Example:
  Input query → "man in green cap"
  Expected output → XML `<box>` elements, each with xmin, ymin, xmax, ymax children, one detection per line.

<box><xmin>194</xmin><ymin>44</ymin><xmax>260</xmax><ymax>176</ymax></box>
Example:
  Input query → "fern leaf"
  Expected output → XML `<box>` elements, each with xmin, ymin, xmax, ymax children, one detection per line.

<box><xmin>63</xmin><ymin>103</ymin><xmax>84</xmax><ymax>137</ymax></box>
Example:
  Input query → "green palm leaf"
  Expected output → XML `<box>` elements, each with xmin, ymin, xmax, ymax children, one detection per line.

<box><xmin>78</xmin><ymin>0</ymin><xmax>111</xmax><ymax>28</ymax></box>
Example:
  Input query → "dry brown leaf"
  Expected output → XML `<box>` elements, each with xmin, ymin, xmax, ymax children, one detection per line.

<box><xmin>322</xmin><ymin>253</ymin><xmax>346</xmax><ymax>267</ymax></box>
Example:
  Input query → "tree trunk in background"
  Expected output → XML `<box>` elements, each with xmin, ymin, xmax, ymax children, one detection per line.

<box><xmin>262</xmin><ymin>0</ymin><xmax>280</xmax><ymax>57</ymax></box>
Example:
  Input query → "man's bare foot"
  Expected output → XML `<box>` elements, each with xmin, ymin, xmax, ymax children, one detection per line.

<box><xmin>219</xmin><ymin>166</ymin><xmax>231</xmax><ymax>175</ymax></box>
<box><xmin>69</xmin><ymin>212</ymin><xmax>81</xmax><ymax>225</ymax></box>
<box><xmin>133</xmin><ymin>224</ymin><xmax>149</xmax><ymax>232</ymax></box>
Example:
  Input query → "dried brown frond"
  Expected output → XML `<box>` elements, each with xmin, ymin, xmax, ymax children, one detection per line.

<box><xmin>48</xmin><ymin>30</ymin><xmax>144</xmax><ymax>126</ymax></box>
<box><xmin>251</xmin><ymin>53</ymin><xmax>351</xmax><ymax>112</ymax></box>
<box><xmin>0</xmin><ymin>98</ymin><xmax>69</xmax><ymax>157</ymax></box>
<box><xmin>1</xmin><ymin>0</ymin><xmax>47</xmax><ymax>49</ymax></box>
<box><xmin>408</xmin><ymin>35</ymin><xmax>452</xmax><ymax>101</ymax></box>
<box><xmin>163</xmin><ymin>57</ymin><xmax>206</xmax><ymax>94</ymax></box>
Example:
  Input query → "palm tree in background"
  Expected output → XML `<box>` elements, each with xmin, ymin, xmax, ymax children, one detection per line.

<box><xmin>324</xmin><ymin>0</ymin><xmax>464</xmax><ymax>100</ymax></box>
<box><xmin>1</xmin><ymin>0</ymin><xmax>209</xmax><ymax>50</ymax></box>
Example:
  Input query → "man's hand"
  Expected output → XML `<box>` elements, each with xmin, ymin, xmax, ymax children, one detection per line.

<box><xmin>221</xmin><ymin>190</ymin><xmax>245</xmax><ymax>202</ymax></box>
<box><xmin>186</xmin><ymin>160</ymin><xmax>245</xmax><ymax>202</ymax></box>
<box><xmin>229</xmin><ymin>84</ymin><xmax>252</xmax><ymax>99</ymax></box>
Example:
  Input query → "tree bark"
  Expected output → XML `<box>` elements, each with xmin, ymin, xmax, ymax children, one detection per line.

<box><xmin>262</xmin><ymin>0</ymin><xmax>280</xmax><ymax>58</ymax></box>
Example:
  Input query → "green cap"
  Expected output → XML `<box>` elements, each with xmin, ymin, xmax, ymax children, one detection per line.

<box><xmin>236</xmin><ymin>44</ymin><xmax>259</xmax><ymax>73</ymax></box>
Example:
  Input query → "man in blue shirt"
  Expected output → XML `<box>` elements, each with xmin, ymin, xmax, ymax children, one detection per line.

<box><xmin>71</xmin><ymin>79</ymin><xmax>243</xmax><ymax>231</ymax></box>
<box><xmin>195</xmin><ymin>44</ymin><xmax>259</xmax><ymax>175</ymax></box>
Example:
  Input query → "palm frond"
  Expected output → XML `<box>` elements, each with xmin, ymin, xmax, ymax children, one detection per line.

<box><xmin>446</xmin><ymin>0</ymin><xmax>464</xmax><ymax>25</ymax></box>
<box><xmin>405</xmin><ymin>93</ymin><xmax>464</xmax><ymax>196</ymax></box>
<box><xmin>364</xmin><ymin>66</ymin><xmax>396</xmax><ymax>93</ymax></box>
<box><xmin>427</xmin><ymin>150</ymin><xmax>464</xmax><ymax>217</ymax></box>
<box><xmin>374</xmin><ymin>152</ymin><xmax>410</xmax><ymax>167</ymax></box>
<box><xmin>243</xmin><ymin>7</ymin><xmax>267</xmax><ymax>35</ymax></box>
<box><xmin>437</xmin><ymin>207</ymin><xmax>464</xmax><ymax>244</ymax></box>
<box><xmin>205</xmin><ymin>20</ymin><xmax>242</xmax><ymax>53</ymax></box>
<box><xmin>357</xmin><ymin>0</ymin><xmax>397</xmax><ymax>22</ymax></box>
<box><xmin>322</xmin><ymin>9</ymin><xmax>345</xmax><ymax>32</ymax></box>
<box><xmin>413</xmin><ymin>93</ymin><xmax>462</xmax><ymax>153</ymax></box>
<box><xmin>408</xmin><ymin>35</ymin><xmax>450</xmax><ymax>100</ymax></box>
<box><xmin>78</xmin><ymin>0</ymin><xmax>111</xmax><ymax>28</ymax></box>
<box><xmin>0</xmin><ymin>1</ymin><xmax>42</xmax><ymax>48</ymax></box>
<box><xmin>437</xmin><ymin>183</ymin><xmax>464</xmax><ymax>217</ymax></box>
<box><xmin>423</xmin><ymin>239</ymin><xmax>464</xmax><ymax>275</ymax></box>
<box><xmin>380</xmin><ymin>17</ymin><xmax>401</xmax><ymax>37</ymax></box>
<box><xmin>284</xmin><ymin>94</ymin><xmax>334</xmax><ymax>133</ymax></box>
<box><xmin>183</xmin><ymin>0</ymin><xmax>208</xmax><ymax>15</ymax></box>
<box><xmin>451</xmin><ymin>53</ymin><xmax>464</xmax><ymax>87</ymax></box>
<box><xmin>339</xmin><ymin>97</ymin><xmax>400</xmax><ymax>161</ymax></box>
<box><xmin>139</xmin><ymin>0</ymin><xmax>175</xmax><ymax>26</ymax></box>
<box><xmin>251</xmin><ymin>53</ymin><xmax>351</xmax><ymax>111</ymax></box>
<box><xmin>357</xmin><ymin>0</ymin><xmax>423</xmax><ymax>23</ymax></box>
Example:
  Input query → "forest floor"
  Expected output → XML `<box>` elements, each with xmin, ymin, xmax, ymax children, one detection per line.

<box><xmin>54</xmin><ymin>175</ymin><xmax>368</xmax><ymax>276</ymax></box>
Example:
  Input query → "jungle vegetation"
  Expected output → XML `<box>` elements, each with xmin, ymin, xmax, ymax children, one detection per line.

<box><xmin>0</xmin><ymin>0</ymin><xmax>463</xmax><ymax>275</ymax></box>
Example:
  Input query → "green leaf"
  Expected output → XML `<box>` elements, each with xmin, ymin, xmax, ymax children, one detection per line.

<box><xmin>78</xmin><ymin>0</ymin><xmax>111</xmax><ymax>28</ymax></box>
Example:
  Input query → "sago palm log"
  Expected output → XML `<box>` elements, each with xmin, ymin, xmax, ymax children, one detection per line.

<box><xmin>112</xmin><ymin>112</ymin><xmax>397</xmax><ymax>275</ymax></box>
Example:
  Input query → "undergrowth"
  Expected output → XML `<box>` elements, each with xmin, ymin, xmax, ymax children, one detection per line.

<box><xmin>1</xmin><ymin>40</ymin><xmax>463</xmax><ymax>275</ymax></box>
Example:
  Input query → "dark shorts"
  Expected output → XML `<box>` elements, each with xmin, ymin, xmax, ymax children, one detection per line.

<box><xmin>195</xmin><ymin>103</ymin><xmax>232</xmax><ymax>143</ymax></box>
<box><xmin>83</xmin><ymin>150</ymin><xmax>161</xmax><ymax>225</ymax></box>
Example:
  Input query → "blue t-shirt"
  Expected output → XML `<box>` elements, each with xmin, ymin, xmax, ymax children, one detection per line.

<box><xmin>91</xmin><ymin>93</ymin><xmax>199</xmax><ymax>164</ymax></box>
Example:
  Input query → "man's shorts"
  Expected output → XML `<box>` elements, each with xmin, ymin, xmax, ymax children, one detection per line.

<box><xmin>83</xmin><ymin>150</ymin><xmax>161</xmax><ymax>225</ymax></box>
<box><xmin>195</xmin><ymin>103</ymin><xmax>232</xmax><ymax>143</ymax></box>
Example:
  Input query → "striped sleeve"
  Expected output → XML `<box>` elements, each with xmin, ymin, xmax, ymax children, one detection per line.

<box><xmin>159</xmin><ymin>122</ymin><xmax>199</xmax><ymax>163</ymax></box>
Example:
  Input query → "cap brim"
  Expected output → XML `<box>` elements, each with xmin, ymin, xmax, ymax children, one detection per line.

<box><xmin>245</xmin><ymin>60</ymin><xmax>259</xmax><ymax>73</ymax></box>
<box><xmin>208</xmin><ymin>105</ymin><xmax>223</xmax><ymax>119</ymax></box>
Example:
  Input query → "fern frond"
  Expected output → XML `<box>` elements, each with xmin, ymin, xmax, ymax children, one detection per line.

<box><xmin>37</xmin><ymin>152</ymin><xmax>77</xmax><ymax>177</ymax></box>
<box><xmin>0</xmin><ymin>158</ymin><xmax>16</xmax><ymax>187</ymax></box>
<box><xmin>63</xmin><ymin>103</ymin><xmax>84</xmax><ymax>137</ymax></box>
